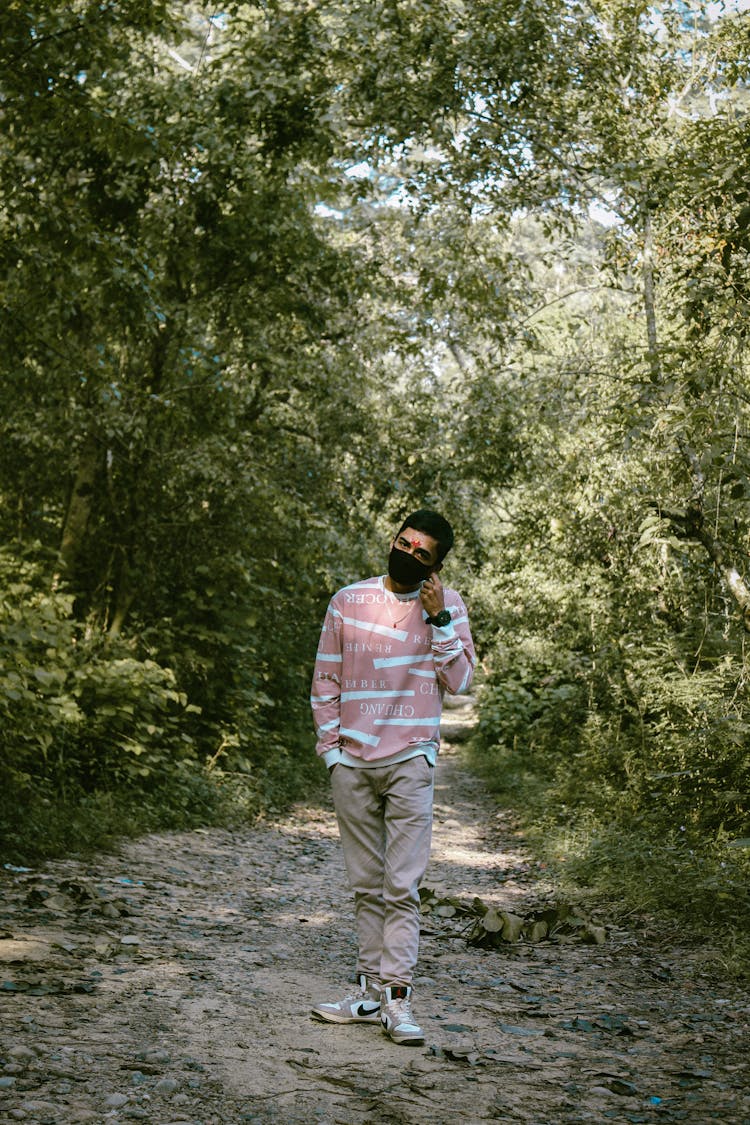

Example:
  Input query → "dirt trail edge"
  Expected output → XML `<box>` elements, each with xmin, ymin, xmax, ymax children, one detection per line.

<box><xmin>2</xmin><ymin>697</ymin><xmax>749</xmax><ymax>1125</ymax></box>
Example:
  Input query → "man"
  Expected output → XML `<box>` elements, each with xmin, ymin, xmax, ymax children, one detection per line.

<box><xmin>310</xmin><ymin>509</ymin><xmax>475</xmax><ymax>1045</ymax></box>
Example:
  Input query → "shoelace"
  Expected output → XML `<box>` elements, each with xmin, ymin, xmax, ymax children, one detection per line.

<box><xmin>386</xmin><ymin>997</ymin><xmax>414</xmax><ymax>1023</ymax></box>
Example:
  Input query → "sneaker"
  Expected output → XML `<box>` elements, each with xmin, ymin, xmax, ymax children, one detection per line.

<box><xmin>311</xmin><ymin>974</ymin><xmax>381</xmax><ymax>1024</ymax></box>
<box><xmin>380</xmin><ymin>984</ymin><xmax>424</xmax><ymax>1045</ymax></box>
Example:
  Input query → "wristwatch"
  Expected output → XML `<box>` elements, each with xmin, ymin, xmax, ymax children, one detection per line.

<box><xmin>426</xmin><ymin>609</ymin><xmax>451</xmax><ymax>627</ymax></box>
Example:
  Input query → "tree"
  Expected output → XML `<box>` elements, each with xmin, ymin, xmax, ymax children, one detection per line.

<box><xmin>460</xmin><ymin>3</ymin><xmax>750</xmax><ymax>915</ymax></box>
<box><xmin>0</xmin><ymin>1</ymin><xmax>381</xmax><ymax>829</ymax></box>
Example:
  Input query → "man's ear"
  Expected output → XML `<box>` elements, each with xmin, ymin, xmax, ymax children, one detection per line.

<box><xmin>432</xmin><ymin>561</ymin><xmax>443</xmax><ymax>574</ymax></box>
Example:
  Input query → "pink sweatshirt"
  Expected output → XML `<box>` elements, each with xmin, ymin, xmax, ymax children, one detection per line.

<box><xmin>311</xmin><ymin>574</ymin><xmax>475</xmax><ymax>769</ymax></box>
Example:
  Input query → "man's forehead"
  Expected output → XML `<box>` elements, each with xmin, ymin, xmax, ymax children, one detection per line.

<box><xmin>398</xmin><ymin>527</ymin><xmax>439</xmax><ymax>556</ymax></box>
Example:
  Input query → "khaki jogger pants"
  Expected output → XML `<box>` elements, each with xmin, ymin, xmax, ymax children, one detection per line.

<box><xmin>330</xmin><ymin>754</ymin><xmax>435</xmax><ymax>987</ymax></box>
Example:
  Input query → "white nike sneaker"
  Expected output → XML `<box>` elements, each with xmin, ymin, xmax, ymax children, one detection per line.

<box><xmin>311</xmin><ymin>974</ymin><xmax>381</xmax><ymax>1024</ymax></box>
<box><xmin>380</xmin><ymin>984</ymin><xmax>424</xmax><ymax>1044</ymax></box>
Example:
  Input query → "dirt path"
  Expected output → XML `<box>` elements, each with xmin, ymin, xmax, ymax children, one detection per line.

<box><xmin>2</xmin><ymin>699</ymin><xmax>749</xmax><ymax>1124</ymax></box>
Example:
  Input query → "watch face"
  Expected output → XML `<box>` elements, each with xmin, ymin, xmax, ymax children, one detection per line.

<box><xmin>435</xmin><ymin>610</ymin><xmax>451</xmax><ymax>626</ymax></box>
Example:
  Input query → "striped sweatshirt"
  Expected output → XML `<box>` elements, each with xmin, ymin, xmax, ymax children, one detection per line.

<box><xmin>311</xmin><ymin>574</ymin><xmax>475</xmax><ymax>769</ymax></box>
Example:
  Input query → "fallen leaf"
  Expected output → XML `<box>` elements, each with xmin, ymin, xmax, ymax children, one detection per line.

<box><xmin>501</xmin><ymin>912</ymin><xmax>525</xmax><ymax>942</ymax></box>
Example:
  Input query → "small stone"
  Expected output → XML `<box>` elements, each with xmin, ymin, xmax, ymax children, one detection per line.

<box><xmin>48</xmin><ymin>1065</ymin><xmax>76</xmax><ymax>1079</ymax></box>
<box><xmin>8</xmin><ymin>1047</ymin><xmax>37</xmax><ymax>1062</ymax></box>
<box><xmin>69</xmin><ymin>1110</ymin><xmax>100</xmax><ymax>1123</ymax></box>
<box><xmin>608</xmin><ymin>1078</ymin><xmax>638</xmax><ymax>1096</ymax></box>
<box><xmin>104</xmin><ymin>1092</ymin><xmax>130</xmax><ymax>1108</ymax></box>
<box><xmin>138</xmin><ymin>1048</ymin><xmax>171</xmax><ymax>1064</ymax></box>
<box><xmin>0</xmin><ymin>1076</ymin><xmax>17</xmax><ymax>1089</ymax></box>
<box><xmin>20</xmin><ymin>1102</ymin><xmax>60</xmax><ymax>1114</ymax></box>
<box><xmin>154</xmin><ymin>1076</ymin><xmax>180</xmax><ymax>1096</ymax></box>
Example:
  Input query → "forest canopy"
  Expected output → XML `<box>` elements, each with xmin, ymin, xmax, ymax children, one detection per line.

<box><xmin>1</xmin><ymin>0</ymin><xmax>750</xmax><ymax>947</ymax></box>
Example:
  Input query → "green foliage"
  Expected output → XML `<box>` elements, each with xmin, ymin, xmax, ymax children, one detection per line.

<box><xmin>0</xmin><ymin>2</ymin><xmax>375</xmax><ymax>858</ymax></box>
<box><xmin>0</xmin><ymin>537</ymin><xmax>327</xmax><ymax>860</ymax></box>
<box><xmin>0</xmin><ymin>545</ymin><xmax>81</xmax><ymax>791</ymax></box>
<box><xmin>467</xmin><ymin>194</ymin><xmax>750</xmax><ymax>941</ymax></box>
<box><xmin>2</xmin><ymin>0</ymin><xmax>750</xmax><ymax>978</ymax></box>
<box><xmin>460</xmin><ymin>0</ymin><xmax>750</xmax><ymax>942</ymax></box>
<box><xmin>0</xmin><ymin>543</ymin><xmax>195</xmax><ymax>790</ymax></box>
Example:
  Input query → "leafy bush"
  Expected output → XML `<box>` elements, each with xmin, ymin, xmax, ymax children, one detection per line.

<box><xmin>0</xmin><ymin>542</ymin><xmax>324</xmax><ymax>863</ymax></box>
<box><xmin>469</xmin><ymin>503</ymin><xmax>750</xmax><ymax>964</ymax></box>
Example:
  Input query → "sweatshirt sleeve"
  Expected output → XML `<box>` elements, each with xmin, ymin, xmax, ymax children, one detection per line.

<box><xmin>431</xmin><ymin>592</ymin><xmax>475</xmax><ymax>696</ymax></box>
<box><xmin>310</xmin><ymin>598</ymin><xmax>343</xmax><ymax>767</ymax></box>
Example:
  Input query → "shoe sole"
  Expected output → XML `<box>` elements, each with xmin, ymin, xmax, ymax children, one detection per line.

<box><xmin>311</xmin><ymin>1009</ymin><xmax>380</xmax><ymax>1024</ymax></box>
<box><xmin>381</xmin><ymin>1025</ymin><xmax>424</xmax><ymax>1045</ymax></box>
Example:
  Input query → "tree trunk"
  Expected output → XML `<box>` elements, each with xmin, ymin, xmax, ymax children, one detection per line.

<box><xmin>642</xmin><ymin>212</ymin><xmax>661</xmax><ymax>382</ymax></box>
<box><xmin>698</xmin><ymin>533</ymin><xmax>750</xmax><ymax>627</ymax></box>
<box><xmin>57</xmin><ymin>432</ymin><xmax>101</xmax><ymax>577</ymax></box>
<box><xmin>108</xmin><ymin>555</ymin><xmax>135</xmax><ymax>638</ymax></box>
<box><xmin>676</xmin><ymin>438</ymin><xmax>750</xmax><ymax>629</ymax></box>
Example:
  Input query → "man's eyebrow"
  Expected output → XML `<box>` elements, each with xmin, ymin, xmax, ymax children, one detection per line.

<box><xmin>398</xmin><ymin>535</ymin><xmax>432</xmax><ymax>558</ymax></box>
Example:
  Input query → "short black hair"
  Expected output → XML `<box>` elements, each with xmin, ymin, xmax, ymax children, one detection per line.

<box><xmin>396</xmin><ymin>509</ymin><xmax>455</xmax><ymax>563</ymax></box>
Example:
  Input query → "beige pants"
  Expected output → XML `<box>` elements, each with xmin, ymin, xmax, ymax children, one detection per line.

<box><xmin>331</xmin><ymin>755</ymin><xmax>435</xmax><ymax>987</ymax></box>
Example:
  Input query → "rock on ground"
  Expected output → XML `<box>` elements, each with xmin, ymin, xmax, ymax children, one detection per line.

<box><xmin>2</xmin><ymin>705</ymin><xmax>750</xmax><ymax>1123</ymax></box>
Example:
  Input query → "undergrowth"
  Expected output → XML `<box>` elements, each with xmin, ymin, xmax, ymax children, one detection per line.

<box><xmin>467</xmin><ymin>737</ymin><xmax>750</xmax><ymax>983</ymax></box>
<box><xmin>0</xmin><ymin>752</ymin><xmax>327</xmax><ymax>867</ymax></box>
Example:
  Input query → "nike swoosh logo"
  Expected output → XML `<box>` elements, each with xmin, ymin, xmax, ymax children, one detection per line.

<box><xmin>356</xmin><ymin>1003</ymin><xmax>378</xmax><ymax>1017</ymax></box>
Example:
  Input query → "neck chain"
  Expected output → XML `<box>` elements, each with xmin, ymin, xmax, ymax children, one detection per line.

<box><xmin>388</xmin><ymin>590</ymin><xmax>418</xmax><ymax>628</ymax></box>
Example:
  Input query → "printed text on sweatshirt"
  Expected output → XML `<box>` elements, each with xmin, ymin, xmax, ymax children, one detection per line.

<box><xmin>311</xmin><ymin>575</ymin><xmax>475</xmax><ymax>769</ymax></box>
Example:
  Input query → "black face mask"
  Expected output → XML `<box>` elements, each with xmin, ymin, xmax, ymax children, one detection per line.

<box><xmin>388</xmin><ymin>547</ymin><xmax>432</xmax><ymax>587</ymax></box>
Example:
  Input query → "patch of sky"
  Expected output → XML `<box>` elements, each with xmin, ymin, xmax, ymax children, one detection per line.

<box><xmin>707</xmin><ymin>0</ymin><xmax>750</xmax><ymax>14</ymax></box>
<box><xmin>314</xmin><ymin>158</ymin><xmax>402</xmax><ymax>218</ymax></box>
<box><xmin>314</xmin><ymin>202</ymin><xmax>344</xmax><ymax>219</ymax></box>
<box><xmin>588</xmin><ymin>199</ymin><xmax>622</xmax><ymax>228</ymax></box>
<box><xmin>645</xmin><ymin>0</ymin><xmax>750</xmax><ymax>40</ymax></box>
<box><xmin>345</xmin><ymin>161</ymin><xmax>373</xmax><ymax>180</ymax></box>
